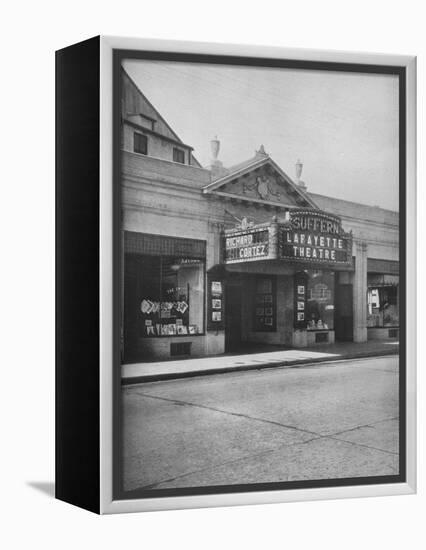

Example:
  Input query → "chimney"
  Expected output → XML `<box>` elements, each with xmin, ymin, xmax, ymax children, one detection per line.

<box><xmin>207</xmin><ymin>136</ymin><xmax>228</xmax><ymax>179</ymax></box>
<box><xmin>295</xmin><ymin>158</ymin><xmax>307</xmax><ymax>190</ymax></box>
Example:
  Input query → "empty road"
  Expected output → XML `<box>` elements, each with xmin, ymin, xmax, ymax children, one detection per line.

<box><xmin>122</xmin><ymin>355</ymin><xmax>399</xmax><ymax>492</ymax></box>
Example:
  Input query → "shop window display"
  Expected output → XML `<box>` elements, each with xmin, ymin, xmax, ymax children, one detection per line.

<box><xmin>126</xmin><ymin>254</ymin><xmax>205</xmax><ymax>337</ymax></box>
<box><xmin>367</xmin><ymin>274</ymin><xmax>399</xmax><ymax>327</ymax></box>
<box><xmin>306</xmin><ymin>270</ymin><xmax>334</xmax><ymax>330</ymax></box>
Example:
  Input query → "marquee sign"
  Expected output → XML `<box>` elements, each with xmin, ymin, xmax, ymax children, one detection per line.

<box><xmin>223</xmin><ymin>210</ymin><xmax>352</xmax><ymax>268</ymax></box>
<box><xmin>279</xmin><ymin>210</ymin><xmax>352</xmax><ymax>266</ymax></box>
<box><xmin>224</xmin><ymin>227</ymin><xmax>269</xmax><ymax>264</ymax></box>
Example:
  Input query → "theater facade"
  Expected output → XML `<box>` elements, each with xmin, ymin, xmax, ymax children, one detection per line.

<box><xmin>120</xmin><ymin>70</ymin><xmax>400</xmax><ymax>363</ymax></box>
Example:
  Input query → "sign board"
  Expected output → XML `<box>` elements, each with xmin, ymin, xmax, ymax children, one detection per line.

<box><xmin>279</xmin><ymin>210</ymin><xmax>352</xmax><ymax>267</ymax></box>
<box><xmin>294</xmin><ymin>271</ymin><xmax>308</xmax><ymax>329</ymax></box>
<box><xmin>223</xmin><ymin>210</ymin><xmax>352</xmax><ymax>268</ymax></box>
<box><xmin>207</xmin><ymin>274</ymin><xmax>225</xmax><ymax>331</ymax></box>
<box><xmin>224</xmin><ymin>228</ymin><xmax>269</xmax><ymax>264</ymax></box>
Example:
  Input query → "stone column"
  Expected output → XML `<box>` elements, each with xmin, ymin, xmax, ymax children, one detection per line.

<box><xmin>353</xmin><ymin>240</ymin><xmax>368</xmax><ymax>342</ymax></box>
<box><xmin>206</xmin><ymin>221</ymin><xmax>225</xmax><ymax>355</ymax></box>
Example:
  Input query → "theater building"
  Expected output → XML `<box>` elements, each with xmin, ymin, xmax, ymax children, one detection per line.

<box><xmin>120</xmin><ymin>70</ymin><xmax>399</xmax><ymax>363</ymax></box>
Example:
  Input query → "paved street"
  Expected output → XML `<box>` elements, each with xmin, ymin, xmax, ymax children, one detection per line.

<box><xmin>122</xmin><ymin>356</ymin><xmax>399</xmax><ymax>491</ymax></box>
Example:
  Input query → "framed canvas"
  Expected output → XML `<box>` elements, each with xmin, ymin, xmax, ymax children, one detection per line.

<box><xmin>56</xmin><ymin>36</ymin><xmax>416</xmax><ymax>514</ymax></box>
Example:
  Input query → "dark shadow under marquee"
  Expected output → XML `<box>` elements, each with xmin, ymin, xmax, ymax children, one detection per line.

<box><xmin>112</xmin><ymin>47</ymin><xmax>407</xmax><ymax>501</ymax></box>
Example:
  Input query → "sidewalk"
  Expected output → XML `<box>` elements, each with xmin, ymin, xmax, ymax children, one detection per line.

<box><xmin>122</xmin><ymin>339</ymin><xmax>399</xmax><ymax>384</ymax></box>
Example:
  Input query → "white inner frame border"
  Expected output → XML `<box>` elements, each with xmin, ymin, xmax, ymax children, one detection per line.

<box><xmin>99</xmin><ymin>35</ymin><xmax>417</xmax><ymax>514</ymax></box>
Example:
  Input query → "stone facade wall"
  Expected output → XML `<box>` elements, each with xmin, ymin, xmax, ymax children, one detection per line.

<box><xmin>122</xmin><ymin>154</ymin><xmax>225</xmax><ymax>360</ymax></box>
<box><xmin>121</xmin><ymin>151</ymin><xmax>400</xmax><ymax>355</ymax></box>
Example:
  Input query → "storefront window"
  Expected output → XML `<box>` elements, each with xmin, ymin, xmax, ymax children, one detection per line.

<box><xmin>126</xmin><ymin>254</ymin><xmax>205</xmax><ymax>337</ymax></box>
<box><xmin>367</xmin><ymin>274</ymin><xmax>399</xmax><ymax>327</ymax></box>
<box><xmin>306</xmin><ymin>270</ymin><xmax>334</xmax><ymax>330</ymax></box>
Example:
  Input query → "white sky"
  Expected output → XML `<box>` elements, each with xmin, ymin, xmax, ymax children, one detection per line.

<box><xmin>123</xmin><ymin>59</ymin><xmax>399</xmax><ymax>211</ymax></box>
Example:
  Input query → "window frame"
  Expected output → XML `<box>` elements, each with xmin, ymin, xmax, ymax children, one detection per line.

<box><xmin>133</xmin><ymin>132</ymin><xmax>148</xmax><ymax>155</ymax></box>
<box><xmin>173</xmin><ymin>147</ymin><xmax>185</xmax><ymax>164</ymax></box>
<box><xmin>125</xmin><ymin>252</ymin><xmax>206</xmax><ymax>338</ymax></box>
<box><xmin>253</xmin><ymin>275</ymin><xmax>277</xmax><ymax>332</ymax></box>
<box><xmin>367</xmin><ymin>284</ymin><xmax>399</xmax><ymax>328</ymax></box>
<box><xmin>367</xmin><ymin>273</ymin><xmax>400</xmax><ymax>329</ymax></box>
<box><xmin>305</xmin><ymin>269</ymin><xmax>335</xmax><ymax>331</ymax></box>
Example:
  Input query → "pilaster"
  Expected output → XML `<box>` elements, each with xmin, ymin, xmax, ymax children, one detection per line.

<box><xmin>353</xmin><ymin>240</ymin><xmax>368</xmax><ymax>342</ymax></box>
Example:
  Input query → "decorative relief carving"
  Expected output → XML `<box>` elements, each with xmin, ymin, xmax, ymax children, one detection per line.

<box><xmin>216</xmin><ymin>165</ymin><xmax>310</xmax><ymax>208</ymax></box>
<box><xmin>243</xmin><ymin>175</ymin><xmax>281</xmax><ymax>200</ymax></box>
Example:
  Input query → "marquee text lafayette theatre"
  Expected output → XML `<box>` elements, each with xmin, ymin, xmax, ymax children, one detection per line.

<box><xmin>120</xmin><ymin>69</ymin><xmax>400</xmax><ymax>363</ymax></box>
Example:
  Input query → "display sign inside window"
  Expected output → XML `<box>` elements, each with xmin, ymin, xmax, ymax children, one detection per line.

<box><xmin>254</xmin><ymin>277</ymin><xmax>276</xmax><ymax>331</ymax></box>
<box><xmin>133</xmin><ymin>253</ymin><xmax>204</xmax><ymax>338</ymax></box>
<box><xmin>294</xmin><ymin>272</ymin><xmax>308</xmax><ymax>329</ymax></box>
<box><xmin>211</xmin><ymin>281</ymin><xmax>222</xmax><ymax>293</ymax></box>
<box><xmin>207</xmin><ymin>277</ymin><xmax>225</xmax><ymax>331</ymax></box>
<box><xmin>224</xmin><ymin>228</ymin><xmax>269</xmax><ymax>263</ymax></box>
<box><xmin>367</xmin><ymin>279</ymin><xmax>399</xmax><ymax>328</ymax></box>
<box><xmin>279</xmin><ymin>210</ymin><xmax>352</xmax><ymax>266</ymax></box>
<box><xmin>141</xmin><ymin>298</ymin><xmax>194</xmax><ymax>336</ymax></box>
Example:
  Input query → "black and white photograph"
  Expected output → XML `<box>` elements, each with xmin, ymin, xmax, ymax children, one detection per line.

<box><xmin>115</xmin><ymin>50</ymin><xmax>407</xmax><ymax>500</ymax></box>
<box><xmin>3</xmin><ymin>0</ymin><xmax>423</xmax><ymax>541</ymax></box>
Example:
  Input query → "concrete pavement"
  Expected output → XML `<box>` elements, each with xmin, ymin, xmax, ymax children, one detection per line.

<box><xmin>122</xmin><ymin>355</ymin><xmax>399</xmax><ymax>492</ymax></box>
<box><xmin>122</xmin><ymin>339</ymin><xmax>399</xmax><ymax>383</ymax></box>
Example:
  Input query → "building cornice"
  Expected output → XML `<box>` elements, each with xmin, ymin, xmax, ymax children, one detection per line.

<box><xmin>122</xmin><ymin>201</ymin><xmax>225</xmax><ymax>225</ymax></box>
<box><xmin>123</xmin><ymin>177</ymin><xmax>400</xmax><ymax>237</ymax></box>
<box><xmin>122</xmin><ymin>175</ymin><xmax>206</xmax><ymax>197</ymax></box>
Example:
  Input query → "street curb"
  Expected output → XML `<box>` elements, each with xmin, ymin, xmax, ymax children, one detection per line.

<box><xmin>121</xmin><ymin>349</ymin><xmax>399</xmax><ymax>385</ymax></box>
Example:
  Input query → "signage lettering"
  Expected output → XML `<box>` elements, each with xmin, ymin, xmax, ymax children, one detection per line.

<box><xmin>223</xmin><ymin>210</ymin><xmax>352</xmax><ymax>266</ymax></box>
<box><xmin>285</xmin><ymin>232</ymin><xmax>344</xmax><ymax>249</ymax></box>
<box><xmin>291</xmin><ymin>215</ymin><xmax>341</xmax><ymax>234</ymax></box>
<box><xmin>279</xmin><ymin>210</ymin><xmax>351</xmax><ymax>266</ymax></box>
<box><xmin>225</xmin><ymin>229</ymin><xmax>269</xmax><ymax>263</ymax></box>
<box><xmin>280</xmin><ymin>230</ymin><xmax>349</xmax><ymax>264</ymax></box>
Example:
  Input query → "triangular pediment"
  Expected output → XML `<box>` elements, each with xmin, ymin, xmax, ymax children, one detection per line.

<box><xmin>202</xmin><ymin>156</ymin><xmax>318</xmax><ymax>210</ymax></box>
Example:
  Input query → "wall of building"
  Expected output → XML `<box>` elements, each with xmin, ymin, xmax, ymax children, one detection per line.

<box><xmin>308</xmin><ymin>193</ymin><xmax>399</xmax><ymax>343</ymax></box>
<box><xmin>122</xmin><ymin>152</ymin><xmax>225</xmax><ymax>361</ymax></box>
<box><xmin>122</xmin><ymin>150</ymin><xmax>211</xmax><ymax>189</ymax></box>
<box><xmin>311</xmin><ymin>192</ymin><xmax>399</xmax><ymax>263</ymax></box>
<box><xmin>368</xmin><ymin>327</ymin><xmax>399</xmax><ymax>340</ymax></box>
<box><xmin>123</xmin><ymin>123</ymin><xmax>191</xmax><ymax>165</ymax></box>
<box><xmin>136</xmin><ymin>333</ymin><xmax>225</xmax><ymax>361</ymax></box>
<box><xmin>121</xmin><ymin>148</ymin><xmax>400</xmax><ymax>356</ymax></box>
<box><xmin>121</xmin><ymin>66</ymin><xmax>400</xmax><ymax>354</ymax></box>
